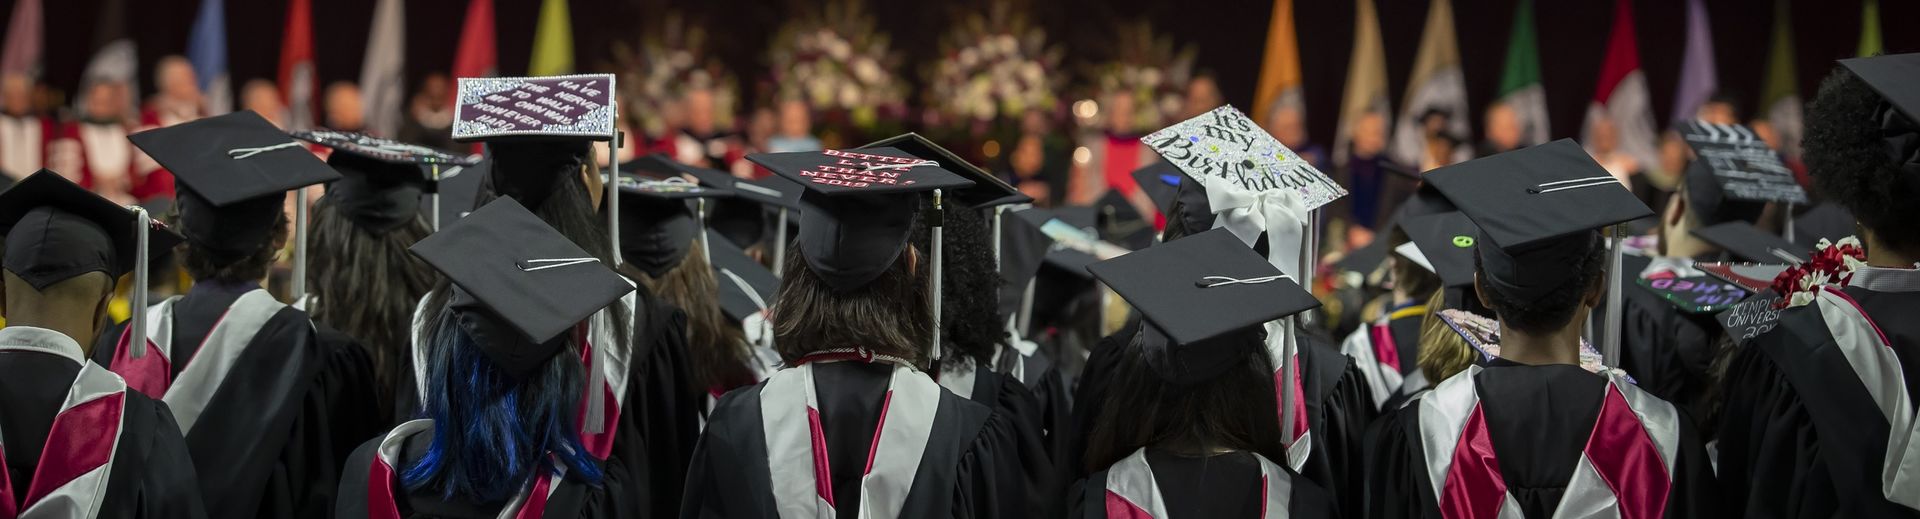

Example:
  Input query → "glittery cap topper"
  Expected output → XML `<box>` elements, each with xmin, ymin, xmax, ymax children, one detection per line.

<box><xmin>453</xmin><ymin>74</ymin><xmax>618</xmax><ymax>142</ymax></box>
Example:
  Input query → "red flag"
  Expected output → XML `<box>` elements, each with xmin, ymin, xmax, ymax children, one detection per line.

<box><xmin>1581</xmin><ymin>0</ymin><xmax>1657</xmax><ymax>178</ymax></box>
<box><xmin>453</xmin><ymin>0</ymin><xmax>497</xmax><ymax>78</ymax></box>
<box><xmin>279</xmin><ymin>0</ymin><xmax>316</xmax><ymax>129</ymax></box>
<box><xmin>1591</xmin><ymin>0</ymin><xmax>1639</xmax><ymax>105</ymax></box>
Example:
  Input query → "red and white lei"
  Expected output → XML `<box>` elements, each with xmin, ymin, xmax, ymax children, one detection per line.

<box><xmin>1771</xmin><ymin>237</ymin><xmax>1870</xmax><ymax>309</ymax></box>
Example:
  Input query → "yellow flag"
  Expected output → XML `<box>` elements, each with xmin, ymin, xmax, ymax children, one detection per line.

<box><xmin>1252</xmin><ymin>0</ymin><xmax>1301</xmax><ymax>123</ymax></box>
<box><xmin>528</xmin><ymin>0</ymin><xmax>573</xmax><ymax>76</ymax></box>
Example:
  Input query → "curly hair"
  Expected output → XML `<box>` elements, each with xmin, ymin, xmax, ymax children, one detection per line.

<box><xmin>181</xmin><ymin>210</ymin><xmax>289</xmax><ymax>284</ymax></box>
<box><xmin>307</xmin><ymin>195</ymin><xmax>437</xmax><ymax>417</ymax></box>
<box><xmin>910</xmin><ymin>201</ymin><xmax>1004</xmax><ymax>366</ymax></box>
<box><xmin>1804</xmin><ymin>67</ymin><xmax>1920</xmax><ymax>254</ymax></box>
<box><xmin>772</xmin><ymin>244</ymin><xmax>932</xmax><ymax>370</ymax></box>
<box><xmin>1473</xmin><ymin>235</ymin><xmax>1608</xmax><ymax>335</ymax></box>
<box><xmin>626</xmin><ymin>244</ymin><xmax>755</xmax><ymax>394</ymax></box>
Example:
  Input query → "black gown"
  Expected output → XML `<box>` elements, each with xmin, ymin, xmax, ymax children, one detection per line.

<box><xmin>1</xmin><ymin>332</ymin><xmax>205</xmax><ymax>519</ymax></box>
<box><xmin>93</xmin><ymin>283</ymin><xmax>379</xmax><ymax>519</ymax></box>
<box><xmin>1715</xmin><ymin>284</ymin><xmax>1920</xmax><ymax>518</ymax></box>
<box><xmin>1366</xmin><ymin>359</ymin><xmax>1719</xmax><ymax>519</ymax></box>
<box><xmin>334</xmin><ymin>421</ymin><xmax>634</xmax><ymax>518</ymax></box>
<box><xmin>1065</xmin><ymin>321</ymin><xmax>1377</xmax><ymax>518</ymax></box>
<box><xmin>1066</xmin><ymin>449</ymin><xmax>1336</xmax><ymax>518</ymax></box>
<box><xmin>681</xmin><ymin>361</ymin><xmax>1027</xmax><ymax>518</ymax></box>
<box><xmin>937</xmin><ymin>358</ymin><xmax>1059</xmax><ymax>517</ymax></box>
<box><xmin>993</xmin><ymin>344</ymin><xmax>1074</xmax><ymax>483</ymax></box>
<box><xmin>1617</xmin><ymin>255</ymin><xmax>1723</xmax><ymax>423</ymax></box>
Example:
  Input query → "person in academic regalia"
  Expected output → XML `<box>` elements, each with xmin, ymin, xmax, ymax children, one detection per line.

<box><xmin>1366</xmin><ymin>140</ymin><xmax>1718</xmax><ymax>519</ymax></box>
<box><xmin>409</xmin><ymin>120</ymin><xmax>697</xmax><ymax>519</ymax></box>
<box><xmin>0</xmin><ymin>75</ymin><xmax>56</xmax><ymax>183</ymax></box>
<box><xmin>682</xmin><ymin>148</ymin><xmax>1027</xmax><ymax>518</ymax></box>
<box><xmin>0</xmin><ymin>171</ymin><xmax>205</xmax><ymax>519</ymax></box>
<box><xmin>87</xmin><ymin>111</ymin><xmax>380</xmax><ymax>519</ymax></box>
<box><xmin>1336</xmin><ymin>223</ymin><xmax>1440</xmax><ymax>411</ymax></box>
<box><xmin>336</xmin><ymin>198</ymin><xmax>637</xmax><ymax>518</ymax></box>
<box><xmin>1071</xmin><ymin>229</ymin><xmax>1337</xmax><ymax>518</ymax></box>
<box><xmin>1715</xmin><ymin>54</ymin><xmax>1920</xmax><ymax>518</ymax></box>
<box><xmin>49</xmin><ymin>80</ymin><xmax>158</xmax><ymax>204</ymax></box>
<box><xmin>295</xmin><ymin>131</ymin><xmax>445</xmax><ymax>427</ymax></box>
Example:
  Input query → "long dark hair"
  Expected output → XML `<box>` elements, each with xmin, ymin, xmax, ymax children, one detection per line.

<box><xmin>307</xmin><ymin>195</ymin><xmax>436</xmax><ymax>418</ymax></box>
<box><xmin>772</xmin><ymin>243</ymin><xmax>932</xmax><ymax>369</ymax></box>
<box><xmin>402</xmin><ymin>311</ymin><xmax>603</xmax><ymax>502</ymax></box>
<box><xmin>1083</xmin><ymin>330</ymin><xmax>1286</xmax><ymax>473</ymax></box>
<box><xmin>910</xmin><ymin>201</ymin><xmax>1004</xmax><ymax>366</ymax></box>
<box><xmin>624</xmin><ymin>244</ymin><xmax>754</xmax><ymax>393</ymax></box>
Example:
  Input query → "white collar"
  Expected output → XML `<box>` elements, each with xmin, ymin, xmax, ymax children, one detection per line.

<box><xmin>1850</xmin><ymin>263</ymin><xmax>1920</xmax><ymax>293</ymax></box>
<box><xmin>0</xmin><ymin>325</ymin><xmax>88</xmax><ymax>365</ymax></box>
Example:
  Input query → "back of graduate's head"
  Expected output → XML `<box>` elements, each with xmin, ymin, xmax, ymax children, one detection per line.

<box><xmin>1</xmin><ymin>265</ymin><xmax>114</xmax><ymax>344</ymax></box>
<box><xmin>910</xmin><ymin>200</ymin><xmax>1002</xmax><ymax>366</ymax></box>
<box><xmin>1</xmin><ymin>208</ymin><xmax>118</xmax><ymax>332</ymax></box>
<box><xmin>1083</xmin><ymin>327</ymin><xmax>1283</xmax><ymax>473</ymax></box>
<box><xmin>177</xmin><ymin>203</ymin><xmax>288</xmax><ymax>285</ymax></box>
<box><xmin>480</xmin><ymin>140</ymin><xmax>611</xmax><ymax>262</ymax></box>
<box><xmin>1387</xmin><ymin>227</ymin><xmax>1441</xmax><ymax>301</ymax></box>
<box><xmin>1805</xmin><ymin>61</ymin><xmax>1920</xmax><ymax>259</ymax></box>
<box><xmin>1416</xmin><ymin>289</ymin><xmax>1477</xmax><ymax>383</ymax></box>
<box><xmin>307</xmin><ymin>193</ymin><xmax>436</xmax><ymax>414</ymax></box>
<box><xmin>1472</xmin><ymin>233</ymin><xmax>1608</xmax><ymax>336</ymax></box>
<box><xmin>627</xmin><ymin>244</ymin><xmax>753</xmax><ymax>393</ymax></box>
<box><xmin>772</xmin><ymin>242</ymin><xmax>932</xmax><ymax>369</ymax></box>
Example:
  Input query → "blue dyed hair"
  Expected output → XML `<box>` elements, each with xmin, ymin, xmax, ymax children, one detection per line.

<box><xmin>402</xmin><ymin>310</ymin><xmax>604</xmax><ymax>502</ymax></box>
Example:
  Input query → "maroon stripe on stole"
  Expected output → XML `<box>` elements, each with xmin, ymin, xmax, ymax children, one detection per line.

<box><xmin>109</xmin><ymin>326</ymin><xmax>171</xmax><ymax>397</ymax></box>
<box><xmin>573</xmin><ymin>328</ymin><xmax>620</xmax><ymax>460</ymax></box>
<box><xmin>1259</xmin><ymin>474</ymin><xmax>1270</xmax><ymax>518</ymax></box>
<box><xmin>808</xmin><ymin>406</ymin><xmax>835</xmax><ymax>507</ymax></box>
<box><xmin>864</xmin><ymin>390</ymin><xmax>895</xmax><ymax>475</ymax></box>
<box><xmin>367</xmin><ymin>457</ymin><xmax>403</xmax><ymax>519</ymax></box>
<box><xmin>1370</xmin><ymin>323</ymin><xmax>1401</xmax><ymax>372</ymax></box>
<box><xmin>513</xmin><ymin>471</ymin><xmax>553</xmax><ymax>519</ymax></box>
<box><xmin>1439</xmin><ymin>405</ymin><xmax>1506</xmax><ymax>519</ymax></box>
<box><xmin>1104</xmin><ymin>491</ymin><xmax>1155</xmax><ymax>519</ymax></box>
<box><xmin>0</xmin><ymin>440</ymin><xmax>15</xmax><ymax>519</ymax></box>
<box><xmin>1272</xmin><ymin>362</ymin><xmax>1309</xmax><ymax>440</ymax></box>
<box><xmin>1582</xmin><ymin>385</ymin><xmax>1670</xmax><ymax>519</ymax></box>
<box><xmin>20</xmin><ymin>392</ymin><xmax>125</xmax><ymax>510</ymax></box>
<box><xmin>1823</xmin><ymin>286</ymin><xmax>1895</xmax><ymax>348</ymax></box>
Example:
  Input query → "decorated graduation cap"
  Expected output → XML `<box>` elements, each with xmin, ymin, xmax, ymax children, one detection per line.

<box><xmin>410</xmin><ymin>197</ymin><xmax>632</xmax><ymax>378</ymax></box>
<box><xmin>1674</xmin><ymin>121</ymin><xmax>1804</xmax><ymax>226</ymax></box>
<box><xmin>453</xmin><ymin>74</ymin><xmax>625</xmax><ymax>263</ymax></box>
<box><xmin>614</xmin><ymin>173</ymin><xmax>733</xmax><ymax>278</ymax></box>
<box><xmin>1397</xmin><ymin>211</ymin><xmax>1480</xmax><ymax>288</ymax></box>
<box><xmin>1838</xmin><ymin>53</ymin><xmax>1920</xmax><ymax>181</ymax></box>
<box><xmin>860</xmin><ymin>132</ymin><xmax>1025</xmax><ymax>208</ymax></box>
<box><xmin>1130</xmin><ymin>164</ymin><xmax>1183</xmax><ymax>215</ymax></box>
<box><xmin>1088</xmin><ymin>228</ymin><xmax>1319</xmax><ymax>384</ymax></box>
<box><xmin>131</xmin><ymin>110</ymin><xmax>340</xmax><ymax>259</ymax></box>
<box><xmin>293</xmin><ymin>130</ymin><xmax>478</xmax><ymax>233</ymax></box>
<box><xmin>1691</xmin><ymin>221</ymin><xmax>1805</xmax><ymax>264</ymax></box>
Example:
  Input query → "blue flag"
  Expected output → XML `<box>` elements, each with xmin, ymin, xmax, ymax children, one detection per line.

<box><xmin>186</xmin><ymin>0</ymin><xmax>229</xmax><ymax>114</ymax></box>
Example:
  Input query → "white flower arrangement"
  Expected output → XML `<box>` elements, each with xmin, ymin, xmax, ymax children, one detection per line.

<box><xmin>921</xmin><ymin>0</ymin><xmax>1063</xmax><ymax>131</ymax></box>
<box><xmin>612</xmin><ymin>13</ymin><xmax>740</xmax><ymax>138</ymax></box>
<box><xmin>767</xmin><ymin>0</ymin><xmax>907</xmax><ymax>130</ymax></box>
<box><xmin>1082</xmin><ymin>20</ymin><xmax>1195</xmax><ymax>134</ymax></box>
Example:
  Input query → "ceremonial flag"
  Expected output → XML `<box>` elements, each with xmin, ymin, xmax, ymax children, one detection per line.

<box><xmin>1333</xmin><ymin>0</ymin><xmax>1388</xmax><ymax>167</ymax></box>
<box><xmin>1</xmin><ymin>0</ymin><xmax>42</xmax><ymax>77</ymax></box>
<box><xmin>78</xmin><ymin>0</ymin><xmax>136</xmax><ymax>115</ymax></box>
<box><xmin>1670</xmin><ymin>0</ymin><xmax>1716</xmax><ymax>124</ymax></box>
<box><xmin>528</xmin><ymin>0</ymin><xmax>574</xmax><ymax>76</ymax></box>
<box><xmin>361</xmin><ymin>0</ymin><xmax>405</xmax><ymax>136</ymax></box>
<box><xmin>1496</xmin><ymin>0</ymin><xmax>1549</xmax><ymax>146</ymax></box>
<box><xmin>279</xmin><ymin>0</ymin><xmax>316</xmax><ymax>130</ymax></box>
<box><xmin>1390</xmin><ymin>0</ymin><xmax>1469</xmax><ymax>167</ymax></box>
<box><xmin>1581</xmin><ymin>0</ymin><xmax>1658</xmax><ymax>174</ymax></box>
<box><xmin>1252</xmin><ymin>0</ymin><xmax>1302</xmax><ymax>126</ymax></box>
<box><xmin>454</xmin><ymin>0</ymin><xmax>497</xmax><ymax>78</ymax></box>
<box><xmin>1760</xmin><ymin>0</ymin><xmax>1801</xmax><ymax>158</ymax></box>
<box><xmin>1857</xmin><ymin>0</ymin><xmax>1882</xmax><ymax>57</ymax></box>
<box><xmin>187</xmin><ymin>0</ymin><xmax>230</xmax><ymax>114</ymax></box>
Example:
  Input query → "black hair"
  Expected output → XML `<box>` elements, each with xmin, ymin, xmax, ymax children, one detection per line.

<box><xmin>1804</xmin><ymin>67</ymin><xmax>1920</xmax><ymax>254</ymax></box>
<box><xmin>1082</xmin><ymin>330</ymin><xmax>1285</xmax><ymax>473</ymax></box>
<box><xmin>773</xmin><ymin>242</ymin><xmax>932</xmax><ymax>369</ymax></box>
<box><xmin>180</xmin><ymin>210</ymin><xmax>289</xmax><ymax>284</ymax></box>
<box><xmin>1472</xmin><ymin>237</ymin><xmax>1608</xmax><ymax>335</ymax></box>
<box><xmin>307</xmin><ymin>195</ymin><xmax>437</xmax><ymax>419</ymax></box>
<box><xmin>910</xmin><ymin>201</ymin><xmax>1004</xmax><ymax>366</ymax></box>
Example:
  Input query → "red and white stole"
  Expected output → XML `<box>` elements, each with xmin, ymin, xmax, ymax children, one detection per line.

<box><xmin>109</xmin><ymin>289</ymin><xmax>285</xmax><ymax>435</ymax></box>
<box><xmin>1102</xmin><ymin>448</ymin><xmax>1294</xmax><ymax>519</ymax></box>
<box><xmin>1340</xmin><ymin>320</ymin><xmax>1405</xmax><ymax>410</ymax></box>
<box><xmin>1417</xmin><ymin>365</ymin><xmax>1680</xmax><ymax>519</ymax></box>
<box><xmin>760</xmin><ymin>362</ymin><xmax>940</xmax><ymax>519</ymax></box>
<box><xmin>363</xmin><ymin>420</ymin><xmax>564</xmax><ymax>519</ymax></box>
<box><xmin>0</xmin><ymin>361</ymin><xmax>130</xmax><ymax>519</ymax></box>
<box><xmin>1265</xmin><ymin>323</ymin><xmax>1311</xmax><ymax>471</ymax></box>
<box><xmin>1809</xmin><ymin>286</ymin><xmax>1920</xmax><ymax>509</ymax></box>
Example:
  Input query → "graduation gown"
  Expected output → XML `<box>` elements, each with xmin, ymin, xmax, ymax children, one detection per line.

<box><xmin>1067</xmin><ymin>448</ymin><xmax>1335</xmax><ymax>519</ymax></box>
<box><xmin>1</xmin><ymin>326</ymin><xmax>205</xmax><ymax>519</ymax></box>
<box><xmin>1715</xmin><ymin>268</ymin><xmax>1920</xmax><ymax>517</ymax></box>
<box><xmin>1338</xmin><ymin>302</ymin><xmax>1429</xmax><ymax>411</ymax></box>
<box><xmin>93</xmin><ymin>284</ymin><xmax>380</xmax><ymax>519</ymax></box>
<box><xmin>1066</xmin><ymin>322</ymin><xmax>1377</xmax><ymax>518</ymax></box>
<box><xmin>1616</xmin><ymin>255</ymin><xmax>1722</xmax><ymax>423</ymax></box>
<box><xmin>991</xmin><ymin>335</ymin><xmax>1073</xmax><ymax>466</ymax></box>
<box><xmin>936</xmin><ymin>358</ymin><xmax>1059</xmax><ymax>517</ymax></box>
<box><xmin>680</xmin><ymin>361</ymin><xmax>1027</xmax><ymax>519</ymax></box>
<box><xmin>406</xmin><ymin>282</ymin><xmax>701</xmax><ymax>519</ymax></box>
<box><xmin>1366</xmin><ymin>359</ymin><xmax>1719</xmax><ymax>519</ymax></box>
<box><xmin>334</xmin><ymin>420</ymin><xmax>633</xmax><ymax>519</ymax></box>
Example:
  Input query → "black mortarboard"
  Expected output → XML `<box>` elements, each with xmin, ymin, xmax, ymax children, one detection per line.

<box><xmin>409</xmin><ymin>197</ymin><xmax>632</xmax><ymax>378</ymax></box>
<box><xmin>1839</xmin><ymin>53</ymin><xmax>1920</xmax><ymax>123</ymax></box>
<box><xmin>1097</xmin><ymin>190</ymin><xmax>1154</xmax><ymax>250</ymax></box>
<box><xmin>1398</xmin><ymin>211</ymin><xmax>1480</xmax><ymax>288</ymax></box>
<box><xmin>1012</xmin><ymin>207</ymin><xmax>1100</xmax><ymax>279</ymax></box>
<box><xmin>1334</xmin><ymin>235</ymin><xmax>1389</xmax><ymax>276</ymax></box>
<box><xmin>427</xmin><ymin>158</ymin><xmax>489</xmax><ymax>225</ymax></box>
<box><xmin>708</xmin><ymin>234</ymin><xmax>778</xmax><ymax>323</ymax></box>
<box><xmin>482</xmin><ymin>140</ymin><xmax>592</xmax><ymax>213</ymax></box>
<box><xmin>0</xmin><ymin>171</ymin><xmax>183</xmax><ymax>289</ymax></box>
<box><xmin>1424</xmin><ymin>139</ymin><xmax>1653</xmax><ymax>302</ymax></box>
<box><xmin>294</xmin><ymin>131</ymin><xmax>472</xmax><ymax>233</ymax></box>
<box><xmin>624</xmin><ymin>153</ymin><xmax>777</xmax><ymax>250</ymax></box>
<box><xmin>1088</xmin><ymin>228</ymin><xmax>1319</xmax><ymax>384</ymax></box>
<box><xmin>1690</xmin><ymin>221</ymin><xmax>1804</xmax><ymax>264</ymax></box>
<box><xmin>861</xmin><ymin>132</ymin><xmax>1026</xmax><ymax>208</ymax></box>
<box><xmin>130</xmin><ymin>111</ymin><xmax>339</xmax><ymax>256</ymax></box>
<box><xmin>616</xmin><ymin>174</ymin><xmax>733</xmax><ymax>278</ymax></box>
<box><xmin>997</xmin><ymin>214</ymin><xmax>1055</xmax><ymax>318</ymax></box>
<box><xmin>748</xmin><ymin>148</ymin><xmax>974</xmax><ymax>291</ymax></box>
<box><xmin>1130</xmin><ymin>164</ymin><xmax>1182</xmax><ymax>215</ymax></box>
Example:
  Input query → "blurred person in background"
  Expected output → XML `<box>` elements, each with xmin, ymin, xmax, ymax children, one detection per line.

<box><xmin>1263</xmin><ymin>93</ymin><xmax>1327</xmax><ymax>172</ymax></box>
<box><xmin>0</xmin><ymin>74</ymin><xmax>55</xmax><ymax>184</ymax></box>
<box><xmin>242</xmin><ymin>79</ymin><xmax>288</xmax><ymax>129</ymax></box>
<box><xmin>397</xmin><ymin>73</ymin><xmax>456</xmax><ymax>151</ymax></box>
<box><xmin>324</xmin><ymin>82</ymin><xmax>366</xmax><ymax>132</ymax></box>
<box><xmin>766</xmin><ymin>97</ymin><xmax>819</xmax><ymax>153</ymax></box>
<box><xmin>1476</xmin><ymin>101</ymin><xmax>1523</xmax><ymax>158</ymax></box>
<box><xmin>51</xmin><ymin>80</ymin><xmax>147</xmax><ymax>204</ymax></box>
<box><xmin>143</xmin><ymin>56</ymin><xmax>203</xmax><ymax>128</ymax></box>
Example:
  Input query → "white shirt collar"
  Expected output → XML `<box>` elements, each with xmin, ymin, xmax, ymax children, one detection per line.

<box><xmin>0</xmin><ymin>325</ymin><xmax>87</xmax><ymax>365</ymax></box>
<box><xmin>1850</xmin><ymin>263</ymin><xmax>1920</xmax><ymax>293</ymax></box>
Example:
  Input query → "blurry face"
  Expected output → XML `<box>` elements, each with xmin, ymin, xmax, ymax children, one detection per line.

<box><xmin>776</xmin><ymin>99</ymin><xmax>810</xmax><ymax>137</ymax></box>
<box><xmin>1</xmin><ymin>75</ymin><xmax>31</xmax><ymax>115</ymax></box>
<box><xmin>1106</xmin><ymin>93</ymin><xmax>1135</xmax><ymax>133</ymax></box>
<box><xmin>84</xmin><ymin>83</ymin><xmax>126</xmax><ymax>120</ymax></box>
<box><xmin>159</xmin><ymin>60</ymin><xmax>199</xmax><ymax>101</ymax></box>
<box><xmin>1182</xmin><ymin>77</ymin><xmax>1221</xmax><ymax>120</ymax></box>
<box><xmin>325</xmin><ymin>85</ymin><xmax>363</xmax><ymax>130</ymax></box>
<box><xmin>1012</xmin><ymin>135</ymin><xmax>1044</xmax><ymax>174</ymax></box>
<box><xmin>1750</xmin><ymin>120</ymin><xmax>1780</xmax><ymax>150</ymax></box>
<box><xmin>1658</xmin><ymin>132</ymin><xmax>1690</xmax><ymax>176</ymax></box>
<box><xmin>1353</xmin><ymin>112</ymin><xmax>1388</xmax><ymax>157</ymax></box>
<box><xmin>1484</xmin><ymin>104</ymin><xmax>1520</xmax><ymax>150</ymax></box>
<box><xmin>684</xmin><ymin>89</ymin><xmax>715</xmax><ymax>134</ymax></box>
<box><xmin>1588</xmin><ymin>115</ymin><xmax>1619</xmax><ymax>153</ymax></box>
<box><xmin>1265</xmin><ymin>105</ymin><xmax>1306</xmax><ymax>147</ymax></box>
<box><xmin>242</xmin><ymin>82</ymin><xmax>284</xmax><ymax>127</ymax></box>
<box><xmin>1697</xmin><ymin>102</ymin><xmax>1737</xmax><ymax>125</ymax></box>
<box><xmin>421</xmin><ymin>75</ymin><xmax>451</xmax><ymax>106</ymax></box>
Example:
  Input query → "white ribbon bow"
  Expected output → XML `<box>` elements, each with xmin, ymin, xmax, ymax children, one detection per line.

<box><xmin>1207</xmin><ymin>184</ymin><xmax>1311</xmax><ymax>278</ymax></box>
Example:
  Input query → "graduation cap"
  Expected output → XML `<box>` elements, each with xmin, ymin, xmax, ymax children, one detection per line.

<box><xmin>409</xmin><ymin>197</ymin><xmax>632</xmax><ymax>378</ymax></box>
<box><xmin>1398</xmin><ymin>211</ymin><xmax>1480</xmax><ymax>288</ymax></box>
<box><xmin>747</xmin><ymin>147</ymin><xmax>973</xmax><ymax>291</ymax></box>
<box><xmin>1088</xmin><ymin>228</ymin><xmax>1320</xmax><ymax>384</ymax></box>
<box><xmin>451</xmin><ymin>75</ymin><xmax>618</xmax><ymax>143</ymax></box>
<box><xmin>130</xmin><ymin>110</ymin><xmax>340</xmax><ymax>258</ymax></box>
<box><xmin>1096</xmin><ymin>190</ymin><xmax>1154</xmax><ymax>250</ymax></box>
<box><xmin>1011</xmin><ymin>207</ymin><xmax>1100</xmax><ymax>279</ymax></box>
<box><xmin>0</xmin><ymin>170</ymin><xmax>183</xmax><ymax>289</ymax></box>
<box><xmin>708</xmin><ymin>234</ymin><xmax>778</xmax><ymax>324</ymax></box>
<box><xmin>1838</xmin><ymin>54</ymin><xmax>1920</xmax><ymax>183</ymax></box>
<box><xmin>860</xmin><ymin>132</ymin><xmax>1026</xmax><ymax>208</ymax></box>
<box><xmin>615</xmin><ymin>174</ymin><xmax>733</xmax><ymax>278</ymax></box>
<box><xmin>293</xmin><ymin>131</ymin><xmax>462</xmax><ymax>233</ymax></box>
<box><xmin>1697</xmin><ymin>262</ymin><xmax>1791</xmax><ymax>293</ymax></box>
<box><xmin>1129</xmin><ymin>164</ymin><xmax>1182</xmax><ymax>215</ymax></box>
<box><xmin>996</xmin><ymin>213</ymin><xmax>1055</xmax><ymax>319</ymax></box>
<box><xmin>423</xmin><ymin>158</ymin><xmax>489</xmax><ymax>227</ymax></box>
<box><xmin>1691</xmin><ymin>221</ymin><xmax>1805</xmax><ymax>264</ymax></box>
<box><xmin>1424</xmin><ymin>139</ymin><xmax>1653</xmax><ymax>302</ymax></box>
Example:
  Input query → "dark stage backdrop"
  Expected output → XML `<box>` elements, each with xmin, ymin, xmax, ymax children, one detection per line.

<box><xmin>10</xmin><ymin>0</ymin><xmax>1917</xmax><ymax>145</ymax></box>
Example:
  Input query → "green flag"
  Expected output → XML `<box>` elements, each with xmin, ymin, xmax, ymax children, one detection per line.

<box><xmin>529</xmin><ymin>0</ymin><xmax>573</xmax><ymax>76</ymax></box>
<box><xmin>1496</xmin><ymin>0</ymin><xmax>1548</xmax><ymax>145</ymax></box>
<box><xmin>1857</xmin><ymin>0</ymin><xmax>1882</xmax><ymax>57</ymax></box>
<box><xmin>1762</xmin><ymin>0</ymin><xmax>1803</xmax><ymax>157</ymax></box>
